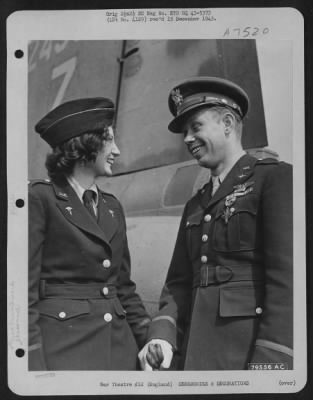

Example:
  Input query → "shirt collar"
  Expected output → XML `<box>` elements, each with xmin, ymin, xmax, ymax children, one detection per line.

<box><xmin>66</xmin><ymin>175</ymin><xmax>98</xmax><ymax>205</ymax></box>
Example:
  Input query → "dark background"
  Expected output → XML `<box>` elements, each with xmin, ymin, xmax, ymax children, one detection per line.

<box><xmin>1</xmin><ymin>0</ymin><xmax>312</xmax><ymax>399</ymax></box>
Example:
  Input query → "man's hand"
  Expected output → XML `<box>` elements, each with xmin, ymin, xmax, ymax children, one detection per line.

<box><xmin>138</xmin><ymin>339</ymin><xmax>173</xmax><ymax>371</ymax></box>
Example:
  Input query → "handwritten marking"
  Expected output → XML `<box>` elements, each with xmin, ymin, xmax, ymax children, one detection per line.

<box><xmin>223</xmin><ymin>27</ymin><xmax>270</xmax><ymax>38</ymax></box>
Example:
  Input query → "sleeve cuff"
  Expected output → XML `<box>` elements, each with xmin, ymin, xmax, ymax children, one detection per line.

<box><xmin>255</xmin><ymin>339</ymin><xmax>293</xmax><ymax>357</ymax></box>
<box><xmin>147</xmin><ymin>316</ymin><xmax>178</xmax><ymax>350</ymax></box>
<box><xmin>250</xmin><ymin>339</ymin><xmax>293</xmax><ymax>369</ymax></box>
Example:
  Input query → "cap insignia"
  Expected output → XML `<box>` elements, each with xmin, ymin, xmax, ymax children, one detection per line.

<box><xmin>58</xmin><ymin>191</ymin><xmax>68</xmax><ymax>199</ymax></box>
<box><xmin>171</xmin><ymin>89</ymin><xmax>184</xmax><ymax>108</ymax></box>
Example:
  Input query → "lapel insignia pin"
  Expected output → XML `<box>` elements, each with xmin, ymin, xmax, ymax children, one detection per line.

<box><xmin>65</xmin><ymin>206</ymin><xmax>73</xmax><ymax>216</ymax></box>
<box><xmin>58</xmin><ymin>192</ymin><xmax>68</xmax><ymax>199</ymax></box>
<box><xmin>109</xmin><ymin>209</ymin><xmax>114</xmax><ymax>218</ymax></box>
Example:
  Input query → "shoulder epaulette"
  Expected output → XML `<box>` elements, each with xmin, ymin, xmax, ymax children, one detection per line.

<box><xmin>100</xmin><ymin>191</ymin><xmax>119</xmax><ymax>202</ymax></box>
<box><xmin>100</xmin><ymin>190</ymin><xmax>117</xmax><ymax>198</ymax></box>
<box><xmin>256</xmin><ymin>157</ymin><xmax>279</xmax><ymax>165</ymax></box>
<box><xmin>28</xmin><ymin>178</ymin><xmax>52</xmax><ymax>186</ymax></box>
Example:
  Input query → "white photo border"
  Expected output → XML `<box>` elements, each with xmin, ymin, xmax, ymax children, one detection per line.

<box><xmin>7</xmin><ymin>7</ymin><xmax>306</xmax><ymax>396</ymax></box>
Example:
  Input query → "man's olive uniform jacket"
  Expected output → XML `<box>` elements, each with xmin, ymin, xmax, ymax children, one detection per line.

<box><xmin>28</xmin><ymin>176</ymin><xmax>150</xmax><ymax>371</ymax></box>
<box><xmin>148</xmin><ymin>154</ymin><xmax>293</xmax><ymax>370</ymax></box>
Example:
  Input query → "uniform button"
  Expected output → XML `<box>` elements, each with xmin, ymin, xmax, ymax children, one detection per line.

<box><xmin>201</xmin><ymin>255</ymin><xmax>208</xmax><ymax>263</ymax></box>
<box><xmin>104</xmin><ymin>313</ymin><xmax>112</xmax><ymax>322</ymax></box>
<box><xmin>202</xmin><ymin>234</ymin><xmax>208</xmax><ymax>242</ymax></box>
<box><xmin>102</xmin><ymin>287</ymin><xmax>109</xmax><ymax>296</ymax></box>
<box><xmin>255</xmin><ymin>307</ymin><xmax>263</xmax><ymax>315</ymax></box>
<box><xmin>230</xmin><ymin>207</ymin><xmax>235</xmax><ymax>213</ymax></box>
<box><xmin>59</xmin><ymin>311</ymin><xmax>66</xmax><ymax>319</ymax></box>
<box><xmin>102</xmin><ymin>259</ymin><xmax>111</xmax><ymax>268</ymax></box>
<box><xmin>204</xmin><ymin>214</ymin><xmax>211</xmax><ymax>222</ymax></box>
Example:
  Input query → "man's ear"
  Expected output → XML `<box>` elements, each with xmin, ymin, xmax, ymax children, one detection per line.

<box><xmin>222</xmin><ymin>113</ymin><xmax>235</xmax><ymax>135</ymax></box>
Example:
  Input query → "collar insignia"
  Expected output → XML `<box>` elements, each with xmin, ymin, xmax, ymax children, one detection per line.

<box><xmin>65</xmin><ymin>206</ymin><xmax>73</xmax><ymax>216</ymax></box>
<box><xmin>58</xmin><ymin>192</ymin><xmax>68</xmax><ymax>199</ymax></box>
<box><xmin>109</xmin><ymin>209</ymin><xmax>114</xmax><ymax>218</ymax></box>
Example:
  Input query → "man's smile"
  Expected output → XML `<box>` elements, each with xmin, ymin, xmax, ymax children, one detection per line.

<box><xmin>188</xmin><ymin>140</ymin><xmax>205</xmax><ymax>156</ymax></box>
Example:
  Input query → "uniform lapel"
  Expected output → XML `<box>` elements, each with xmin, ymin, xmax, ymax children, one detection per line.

<box><xmin>206</xmin><ymin>154</ymin><xmax>257</xmax><ymax>209</ymax></box>
<box><xmin>97</xmin><ymin>191</ymin><xmax>118</xmax><ymax>242</ymax></box>
<box><xmin>52</xmin><ymin>176</ymin><xmax>112</xmax><ymax>247</ymax></box>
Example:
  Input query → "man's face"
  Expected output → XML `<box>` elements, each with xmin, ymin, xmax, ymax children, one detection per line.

<box><xmin>182</xmin><ymin>108</ymin><xmax>227</xmax><ymax>170</ymax></box>
<box><xmin>92</xmin><ymin>127</ymin><xmax>120</xmax><ymax>177</ymax></box>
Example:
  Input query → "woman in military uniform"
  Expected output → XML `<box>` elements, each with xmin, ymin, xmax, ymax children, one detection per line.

<box><xmin>28</xmin><ymin>97</ymin><xmax>150</xmax><ymax>371</ymax></box>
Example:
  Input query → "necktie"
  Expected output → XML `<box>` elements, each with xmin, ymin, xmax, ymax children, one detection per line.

<box><xmin>83</xmin><ymin>190</ymin><xmax>96</xmax><ymax>219</ymax></box>
<box><xmin>211</xmin><ymin>176</ymin><xmax>221</xmax><ymax>196</ymax></box>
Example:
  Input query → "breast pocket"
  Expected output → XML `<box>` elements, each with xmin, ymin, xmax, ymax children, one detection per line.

<box><xmin>213</xmin><ymin>194</ymin><xmax>258</xmax><ymax>252</ymax></box>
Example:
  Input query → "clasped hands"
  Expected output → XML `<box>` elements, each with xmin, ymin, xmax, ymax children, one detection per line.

<box><xmin>138</xmin><ymin>339</ymin><xmax>173</xmax><ymax>371</ymax></box>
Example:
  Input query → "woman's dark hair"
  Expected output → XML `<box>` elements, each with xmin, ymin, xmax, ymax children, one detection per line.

<box><xmin>45</xmin><ymin>128</ymin><xmax>110</xmax><ymax>179</ymax></box>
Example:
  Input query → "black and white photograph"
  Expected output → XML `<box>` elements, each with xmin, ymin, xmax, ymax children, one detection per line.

<box><xmin>6</xmin><ymin>7</ymin><xmax>306</xmax><ymax>395</ymax></box>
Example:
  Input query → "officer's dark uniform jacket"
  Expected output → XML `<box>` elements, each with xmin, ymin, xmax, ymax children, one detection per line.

<box><xmin>28</xmin><ymin>175</ymin><xmax>150</xmax><ymax>370</ymax></box>
<box><xmin>147</xmin><ymin>154</ymin><xmax>293</xmax><ymax>370</ymax></box>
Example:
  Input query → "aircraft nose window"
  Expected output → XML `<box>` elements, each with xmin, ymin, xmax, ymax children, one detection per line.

<box><xmin>163</xmin><ymin>164</ymin><xmax>201</xmax><ymax>207</ymax></box>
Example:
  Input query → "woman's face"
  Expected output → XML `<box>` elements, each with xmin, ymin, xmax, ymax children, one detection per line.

<box><xmin>88</xmin><ymin>127</ymin><xmax>120</xmax><ymax>177</ymax></box>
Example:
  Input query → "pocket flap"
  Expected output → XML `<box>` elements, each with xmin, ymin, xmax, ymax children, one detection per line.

<box><xmin>233</xmin><ymin>199</ymin><xmax>257</xmax><ymax>215</ymax></box>
<box><xmin>217</xmin><ymin>193</ymin><xmax>257</xmax><ymax>216</ymax></box>
<box><xmin>114</xmin><ymin>299</ymin><xmax>127</xmax><ymax>318</ymax></box>
<box><xmin>219</xmin><ymin>285</ymin><xmax>263</xmax><ymax>317</ymax></box>
<box><xmin>38</xmin><ymin>299</ymin><xmax>90</xmax><ymax>320</ymax></box>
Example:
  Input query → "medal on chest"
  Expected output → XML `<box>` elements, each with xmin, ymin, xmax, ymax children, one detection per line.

<box><xmin>222</xmin><ymin>181</ymin><xmax>254</xmax><ymax>224</ymax></box>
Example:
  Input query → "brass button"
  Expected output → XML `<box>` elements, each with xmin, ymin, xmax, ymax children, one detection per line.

<box><xmin>202</xmin><ymin>234</ymin><xmax>208</xmax><ymax>242</ymax></box>
<box><xmin>230</xmin><ymin>207</ymin><xmax>235</xmax><ymax>213</ymax></box>
<box><xmin>256</xmin><ymin>307</ymin><xmax>263</xmax><ymax>315</ymax></box>
<box><xmin>59</xmin><ymin>311</ymin><xmax>66</xmax><ymax>319</ymax></box>
<box><xmin>102</xmin><ymin>287</ymin><xmax>109</xmax><ymax>296</ymax></box>
<box><xmin>204</xmin><ymin>214</ymin><xmax>211</xmax><ymax>222</ymax></box>
<box><xmin>201</xmin><ymin>255</ymin><xmax>208</xmax><ymax>263</ymax></box>
<box><xmin>102</xmin><ymin>259</ymin><xmax>111</xmax><ymax>268</ymax></box>
<box><xmin>104</xmin><ymin>313</ymin><xmax>112</xmax><ymax>322</ymax></box>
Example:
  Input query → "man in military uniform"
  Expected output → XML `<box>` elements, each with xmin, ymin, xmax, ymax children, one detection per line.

<box><xmin>138</xmin><ymin>77</ymin><xmax>293</xmax><ymax>370</ymax></box>
<box><xmin>29</xmin><ymin>97</ymin><xmax>150</xmax><ymax>370</ymax></box>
